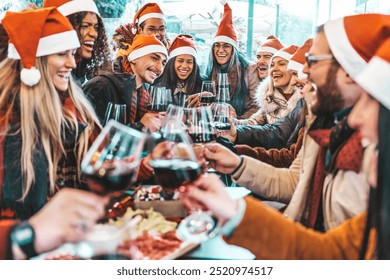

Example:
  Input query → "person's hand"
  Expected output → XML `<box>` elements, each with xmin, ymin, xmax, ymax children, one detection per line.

<box><xmin>203</xmin><ymin>143</ymin><xmax>241</xmax><ymax>174</ymax></box>
<box><xmin>29</xmin><ymin>188</ymin><xmax>108</xmax><ymax>256</ymax></box>
<box><xmin>218</xmin><ymin>118</ymin><xmax>237</xmax><ymax>142</ymax></box>
<box><xmin>186</xmin><ymin>93</ymin><xmax>201</xmax><ymax>108</ymax></box>
<box><xmin>180</xmin><ymin>174</ymin><xmax>238</xmax><ymax>224</ymax></box>
<box><xmin>140</xmin><ymin>112</ymin><xmax>165</xmax><ymax>132</ymax></box>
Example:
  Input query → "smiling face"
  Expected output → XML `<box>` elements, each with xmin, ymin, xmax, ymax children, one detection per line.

<box><xmin>131</xmin><ymin>52</ymin><xmax>167</xmax><ymax>86</ymax></box>
<box><xmin>269</xmin><ymin>56</ymin><xmax>292</xmax><ymax>90</ymax></box>
<box><xmin>139</xmin><ymin>18</ymin><xmax>166</xmax><ymax>42</ymax></box>
<box><xmin>174</xmin><ymin>54</ymin><xmax>194</xmax><ymax>81</ymax></box>
<box><xmin>213</xmin><ymin>42</ymin><xmax>233</xmax><ymax>67</ymax></box>
<box><xmin>78</xmin><ymin>12</ymin><xmax>99</xmax><ymax>60</ymax></box>
<box><xmin>47</xmin><ymin>49</ymin><xmax>77</xmax><ymax>92</ymax></box>
<box><xmin>256</xmin><ymin>51</ymin><xmax>273</xmax><ymax>79</ymax></box>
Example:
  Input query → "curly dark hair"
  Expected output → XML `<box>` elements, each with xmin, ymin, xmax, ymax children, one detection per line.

<box><xmin>67</xmin><ymin>12</ymin><xmax>111</xmax><ymax>80</ymax></box>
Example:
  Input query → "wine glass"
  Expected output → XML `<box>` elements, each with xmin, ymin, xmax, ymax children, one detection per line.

<box><xmin>81</xmin><ymin>120</ymin><xmax>147</xmax><ymax>195</ymax></box>
<box><xmin>103</xmin><ymin>102</ymin><xmax>127</xmax><ymax>126</ymax></box>
<box><xmin>183</xmin><ymin>106</ymin><xmax>216</xmax><ymax>144</ymax></box>
<box><xmin>212</xmin><ymin>102</ymin><xmax>231</xmax><ymax>131</ymax></box>
<box><xmin>150</xmin><ymin>108</ymin><xmax>201</xmax><ymax>198</ymax></box>
<box><xmin>216</xmin><ymin>73</ymin><xmax>230</xmax><ymax>103</ymax></box>
<box><xmin>147</xmin><ymin>86</ymin><xmax>169</xmax><ymax>112</ymax></box>
<box><xmin>200</xmin><ymin>81</ymin><xmax>216</xmax><ymax>105</ymax></box>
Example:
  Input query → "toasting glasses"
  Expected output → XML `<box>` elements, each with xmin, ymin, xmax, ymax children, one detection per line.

<box><xmin>183</xmin><ymin>106</ymin><xmax>217</xmax><ymax>144</ymax></box>
<box><xmin>216</xmin><ymin>73</ymin><xmax>230</xmax><ymax>103</ymax></box>
<box><xmin>147</xmin><ymin>86</ymin><xmax>171</xmax><ymax>112</ymax></box>
<box><xmin>81</xmin><ymin>120</ymin><xmax>146</xmax><ymax>194</ymax></box>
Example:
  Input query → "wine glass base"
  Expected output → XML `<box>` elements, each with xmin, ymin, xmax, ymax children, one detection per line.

<box><xmin>177</xmin><ymin>211</ymin><xmax>217</xmax><ymax>243</ymax></box>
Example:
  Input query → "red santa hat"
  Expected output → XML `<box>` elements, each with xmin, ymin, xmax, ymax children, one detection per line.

<box><xmin>133</xmin><ymin>3</ymin><xmax>165</xmax><ymax>27</ymax></box>
<box><xmin>43</xmin><ymin>0</ymin><xmax>100</xmax><ymax>16</ymax></box>
<box><xmin>324</xmin><ymin>14</ymin><xmax>390</xmax><ymax>82</ymax></box>
<box><xmin>272</xmin><ymin>44</ymin><xmax>299</xmax><ymax>62</ymax></box>
<box><xmin>256</xmin><ymin>35</ymin><xmax>284</xmax><ymax>54</ymax></box>
<box><xmin>288</xmin><ymin>38</ymin><xmax>313</xmax><ymax>79</ymax></box>
<box><xmin>128</xmin><ymin>34</ymin><xmax>168</xmax><ymax>62</ymax></box>
<box><xmin>353</xmin><ymin>16</ymin><xmax>390</xmax><ymax>109</ymax></box>
<box><xmin>213</xmin><ymin>1</ymin><xmax>238</xmax><ymax>48</ymax></box>
<box><xmin>3</xmin><ymin>7</ymin><xmax>80</xmax><ymax>87</ymax></box>
<box><xmin>169</xmin><ymin>34</ymin><xmax>197</xmax><ymax>59</ymax></box>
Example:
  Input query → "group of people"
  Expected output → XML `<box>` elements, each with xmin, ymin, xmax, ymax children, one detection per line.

<box><xmin>0</xmin><ymin>0</ymin><xmax>389</xmax><ymax>260</ymax></box>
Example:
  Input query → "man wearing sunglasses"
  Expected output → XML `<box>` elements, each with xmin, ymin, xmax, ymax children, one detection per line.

<box><xmin>204</xmin><ymin>19</ymin><xmax>375</xmax><ymax>232</ymax></box>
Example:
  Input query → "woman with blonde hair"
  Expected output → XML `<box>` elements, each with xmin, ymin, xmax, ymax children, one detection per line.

<box><xmin>0</xmin><ymin>7</ymin><xmax>100</xmax><ymax>220</ymax></box>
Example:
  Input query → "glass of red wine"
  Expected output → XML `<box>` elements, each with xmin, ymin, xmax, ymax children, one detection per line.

<box><xmin>212</xmin><ymin>102</ymin><xmax>231</xmax><ymax>131</ymax></box>
<box><xmin>81</xmin><ymin>120</ymin><xmax>147</xmax><ymax>195</ymax></box>
<box><xmin>147</xmin><ymin>86</ymin><xmax>169</xmax><ymax>112</ymax></box>
<box><xmin>150</xmin><ymin>105</ymin><xmax>199</xmax><ymax>195</ymax></box>
<box><xmin>183</xmin><ymin>106</ymin><xmax>216</xmax><ymax>144</ymax></box>
<box><xmin>200</xmin><ymin>81</ymin><xmax>216</xmax><ymax>106</ymax></box>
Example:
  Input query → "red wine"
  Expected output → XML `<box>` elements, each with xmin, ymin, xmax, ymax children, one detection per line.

<box><xmin>188</xmin><ymin>132</ymin><xmax>217</xmax><ymax>143</ymax></box>
<box><xmin>150</xmin><ymin>159</ymin><xmax>201</xmax><ymax>189</ymax></box>
<box><xmin>147</xmin><ymin>104</ymin><xmax>168</xmax><ymax>112</ymax></box>
<box><xmin>83</xmin><ymin>164</ymin><xmax>135</xmax><ymax>194</ymax></box>
<box><xmin>200</xmin><ymin>95</ymin><xmax>215</xmax><ymax>104</ymax></box>
<box><xmin>214</xmin><ymin>122</ymin><xmax>231</xmax><ymax>130</ymax></box>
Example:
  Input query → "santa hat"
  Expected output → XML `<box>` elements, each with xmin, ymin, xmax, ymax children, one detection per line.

<box><xmin>43</xmin><ymin>0</ymin><xmax>100</xmax><ymax>16</ymax></box>
<box><xmin>3</xmin><ymin>7</ymin><xmax>80</xmax><ymax>87</ymax></box>
<box><xmin>256</xmin><ymin>35</ymin><xmax>284</xmax><ymax>54</ymax></box>
<box><xmin>128</xmin><ymin>34</ymin><xmax>167</xmax><ymax>62</ymax></box>
<box><xmin>133</xmin><ymin>3</ymin><xmax>165</xmax><ymax>27</ymax></box>
<box><xmin>324</xmin><ymin>14</ymin><xmax>390</xmax><ymax>82</ymax></box>
<box><xmin>288</xmin><ymin>38</ymin><xmax>313</xmax><ymax>79</ymax></box>
<box><xmin>353</xmin><ymin>16</ymin><xmax>390</xmax><ymax>109</ymax></box>
<box><xmin>169</xmin><ymin>34</ymin><xmax>197</xmax><ymax>59</ymax></box>
<box><xmin>213</xmin><ymin>1</ymin><xmax>238</xmax><ymax>48</ymax></box>
<box><xmin>272</xmin><ymin>44</ymin><xmax>299</xmax><ymax>62</ymax></box>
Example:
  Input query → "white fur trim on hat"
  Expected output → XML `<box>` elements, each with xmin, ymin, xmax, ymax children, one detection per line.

<box><xmin>8</xmin><ymin>30</ymin><xmax>80</xmax><ymax>59</ymax></box>
<box><xmin>20</xmin><ymin>67</ymin><xmax>41</xmax><ymax>86</ymax></box>
<box><xmin>138</xmin><ymin>12</ymin><xmax>165</xmax><ymax>26</ymax></box>
<box><xmin>324</xmin><ymin>18</ymin><xmax>367</xmax><ymax>80</ymax></box>
<box><xmin>128</xmin><ymin>44</ymin><xmax>168</xmax><ymax>61</ymax></box>
<box><xmin>169</xmin><ymin>46</ymin><xmax>197</xmax><ymax>59</ymax></box>
<box><xmin>272</xmin><ymin>50</ymin><xmax>291</xmax><ymax>61</ymax></box>
<box><xmin>256</xmin><ymin>46</ymin><xmax>278</xmax><ymax>54</ymax></box>
<box><xmin>356</xmin><ymin>56</ymin><xmax>390</xmax><ymax>110</ymax></box>
<box><xmin>58</xmin><ymin>0</ymin><xmax>100</xmax><ymax>16</ymax></box>
<box><xmin>288</xmin><ymin>60</ymin><xmax>303</xmax><ymax>72</ymax></box>
<box><xmin>213</xmin><ymin>35</ymin><xmax>238</xmax><ymax>49</ymax></box>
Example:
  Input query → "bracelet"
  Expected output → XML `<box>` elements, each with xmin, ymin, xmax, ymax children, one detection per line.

<box><xmin>230</xmin><ymin>156</ymin><xmax>244</xmax><ymax>175</ymax></box>
<box><xmin>10</xmin><ymin>221</ymin><xmax>38</xmax><ymax>259</ymax></box>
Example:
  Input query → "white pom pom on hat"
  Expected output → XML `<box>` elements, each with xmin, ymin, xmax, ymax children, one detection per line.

<box><xmin>220</xmin><ymin>0</ymin><xmax>227</xmax><ymax>5</ymax></box>
<box><xmin>2</xmin><ymin>7</ymin><xmax>80</xmax><ymax>87</ymax></box>
<box><xmin>20</xmin><ymin>67</ymin><xmax>42</xmax><ymax>86</ymax></box>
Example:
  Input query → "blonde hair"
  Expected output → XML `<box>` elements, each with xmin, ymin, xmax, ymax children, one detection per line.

<box><xmin>0</xmin><ymin>56</ymin><xmax>99</xmax><ymax>201</ymax></box>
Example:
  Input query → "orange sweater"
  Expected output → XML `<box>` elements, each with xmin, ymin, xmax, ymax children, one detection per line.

<box><xmin>224</xmin><ymin>196</ymin><xmax>375</xmax><ymax>259</ymax></box>
<box><xmin>0</xmin><ymin>220</ymin><xmax>17</xmax><ymax>259</ymax></box>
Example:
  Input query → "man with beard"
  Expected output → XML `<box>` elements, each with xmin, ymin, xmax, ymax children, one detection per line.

<box><xmin>202</xmin><ymin>22</ymin><xmax>375</xmax><ymax>231</ymax></box>
<box><xmin>83</xmin><ymin>34</ymin><xmax>167</xmax><ymax>132</ymax></box>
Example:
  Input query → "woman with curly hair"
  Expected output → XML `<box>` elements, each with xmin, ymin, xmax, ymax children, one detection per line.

<box><xmin>43</xmin><ymin>0</ymin><xmax>111</xmax><ymax>86</ymax></box>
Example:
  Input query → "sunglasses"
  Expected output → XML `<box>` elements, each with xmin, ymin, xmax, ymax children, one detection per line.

<box><xmin>305</xmin><ymin>53</ymin><xmax>334</xmax><ymax>68</ymax></box>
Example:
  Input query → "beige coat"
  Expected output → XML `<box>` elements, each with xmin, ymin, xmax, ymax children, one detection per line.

<box><xmin>231</xmin><ymin>113</ymin><xmax>372</xmax><ymax>230</ymax></box>
<box><xmin>238</xmin><ymin>64</ymin><xmax>261</xmax><ymax>119</ymax></box>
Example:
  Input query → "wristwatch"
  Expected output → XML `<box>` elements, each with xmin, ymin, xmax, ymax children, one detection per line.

<box><xmin>10</xmin><ymin>221</ymin><xmax>37</xmax><ymax>259</ymax></box>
